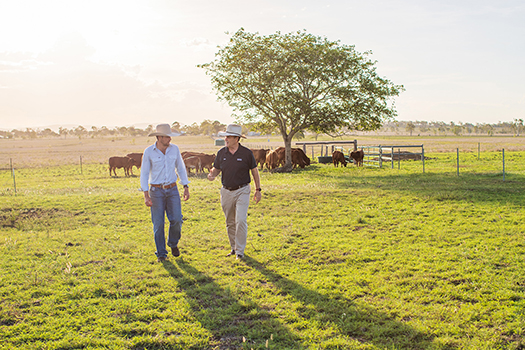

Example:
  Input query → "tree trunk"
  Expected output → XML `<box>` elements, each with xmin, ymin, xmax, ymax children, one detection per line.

<box><xmin>273</xmin><ymin>135</ymin><xmax>294</xmax><ymax>173</ymax></box>
<box><xmin>283</xmin><ymin>137</ymin><xmax>293</xmax><ymax>172</ymax></box>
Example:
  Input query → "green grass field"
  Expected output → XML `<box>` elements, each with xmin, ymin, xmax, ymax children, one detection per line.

<box><xmin>1</xmin><ymin>152</ymin><xmax>524</xmax><ymax>349</ymax></box>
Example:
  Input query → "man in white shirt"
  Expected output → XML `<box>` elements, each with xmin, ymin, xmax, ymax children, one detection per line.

<box><xmin>140</xmin><ymin>124</ymin><xmax>190</xmax><ymax>262</ymax></box>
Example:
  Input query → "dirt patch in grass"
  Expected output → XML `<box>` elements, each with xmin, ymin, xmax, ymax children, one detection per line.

<box><xmin>0</xmin><ymin>207</ymin><xmax>76</xmax><ymax>229</ymax></box>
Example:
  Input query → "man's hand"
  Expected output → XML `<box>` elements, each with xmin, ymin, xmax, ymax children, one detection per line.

<box><xmin>208</xmin><ymin>167</ymin><xmax>220</xmax><ymax>181</ymax></box>
<box><xmin>253</xmin><ymin>190</ymin><xmax>261</xmax><ymax>204</ymax></box>
<box><xmin>183</xmin><ymin>187</ymin><xmax>190</xmax><ymax>201</ymax></box>
<box><xmin>144</xmin><ymin>191</ymin><xmax>152</xmax><ymax>207</ymax></box>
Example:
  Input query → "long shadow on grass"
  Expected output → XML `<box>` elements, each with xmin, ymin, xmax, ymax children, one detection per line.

<box><xmin>163</xmin><ymin>259</ymin><xmax>303</xmax><ymax>349</ymax></box>
<box><xmin>245</xmin><ymin>256</ymin><xmax>436</xmax><ymax>349</ymax></box>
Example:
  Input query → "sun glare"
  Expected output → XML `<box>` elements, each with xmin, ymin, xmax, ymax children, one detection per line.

<box><xmin>0</xmin><ymin>0</ymin><xmax>155</xmax><ymax>58</ymax></box>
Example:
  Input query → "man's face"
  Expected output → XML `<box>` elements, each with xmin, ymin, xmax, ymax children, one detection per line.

<box><xmin>158</xmin><ymin>136</ymin><xmax>171</xmax><ymax>147</ymax></box>
<box><xmin>225</xmin><ymin>135</ymin><xmax>239</xmax><ymax>147</ymax></box>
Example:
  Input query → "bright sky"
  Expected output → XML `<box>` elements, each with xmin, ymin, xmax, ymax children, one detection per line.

<box><xmin>0</xmin><ymin>0</ymin><xmax>524</xmax><ymax>130</ymax></box>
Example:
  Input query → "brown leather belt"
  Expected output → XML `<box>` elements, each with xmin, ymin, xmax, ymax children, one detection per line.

<box><xmin>224</xmin><ymin>183</ymin><xmax>249</xmax><ymax>191</ymax></box>
<box><xmin>151</xmin><ymin>183</ymin><xmax>177</xmax><ymax>189</ymax></box>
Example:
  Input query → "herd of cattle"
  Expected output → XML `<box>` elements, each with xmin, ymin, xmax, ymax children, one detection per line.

<box><xmin>108</xmin><ymin>147</ymin><xmax>366</xmax><ymax>177</ymax></box>
<box><xmin>333</xmin><ymin>149</ymin><xmax>365</xmax><ymax>167</ymax></box>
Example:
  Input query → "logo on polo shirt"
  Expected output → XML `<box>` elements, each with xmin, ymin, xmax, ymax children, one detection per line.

<box><xmin>237</xmin><ymin>158</ymin><xmax>242</xmax><ymax>161</ymax></box>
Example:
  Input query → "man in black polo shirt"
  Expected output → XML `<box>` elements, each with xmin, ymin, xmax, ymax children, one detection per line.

<box><xmin>208</xmin><ymin>124</ymin><xmax>262</xmax><ymax>260</ymax></box>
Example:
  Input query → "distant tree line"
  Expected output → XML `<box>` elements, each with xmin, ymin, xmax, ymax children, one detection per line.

<box><xmin>377</xmin><ymin>119</ymin><xmax>524</xmax><ymax>137</ymax></box>
<box><xmin>0</xmin><ymin>120</ymin><xmax>229</xmax><ymax>140</ymax></box>
<box><xmin>1</xmin><ymin>118</ymin><xmax>523</xmax><ymax>140</ymax></box>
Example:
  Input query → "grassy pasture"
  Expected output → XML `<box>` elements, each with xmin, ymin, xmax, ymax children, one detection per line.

<box><xmin>1</xmin><ymin>136</ymin><xmax>525</xmax><ymax>349</ymax></box>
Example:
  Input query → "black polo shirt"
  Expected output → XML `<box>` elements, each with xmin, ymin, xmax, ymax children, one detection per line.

<box><xmin>213</xmin><ymin>144</ymin><xmax>257</xmax><ymax>188</ymax></box>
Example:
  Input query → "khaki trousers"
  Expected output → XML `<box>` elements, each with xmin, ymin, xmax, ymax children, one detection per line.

<box><xmin>220</xmin><ymin>185</ymin><xmax>251</xmax><ymax>256</ymax></box>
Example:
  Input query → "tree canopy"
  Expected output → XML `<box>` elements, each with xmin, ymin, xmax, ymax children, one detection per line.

<box><xmin>199</xmin><ymin>28</ymin><xmax>404</xmax><ymax>170</ymax></box>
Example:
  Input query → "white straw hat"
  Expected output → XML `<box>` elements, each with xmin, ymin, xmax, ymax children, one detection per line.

<box><xmin>218</xmin><ymin>124</ymin><xmax>246</xmax><ymax>138</ymax></box>
<box><xmin>148</xmin><ymin>124</ymin><xmax>179</xmax><ymax>137</ymax></box>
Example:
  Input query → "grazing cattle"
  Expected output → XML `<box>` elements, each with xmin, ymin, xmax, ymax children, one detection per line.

<box><xmin>267</xmin><ymin>147</ymin><xmax>310</xmax><ymax>170</ymax></box>
<box><xmin>294</xmin><ymin>148</ymin><xmax>310</xmax><ymax>167</ymax></box>
<box><xmin>292</xmin><ymin>149</ymin><xmax>308</xmax><ymax>169</ymax></box>
<box><xmin>265</xmin><ymin>150</ymin><xmax>280</xmax><ymax>170</ymax></box>
<box><xmin>181</xmin><ymin>151</ymin><xmax>202</xmax><ymax>159</ymax></box>
<box><xmin>350</xmin><ymin>149</ymin><xmax>365</xmax><ymax>166</ymax></box>
<box><xmin>181</xmin><ymin>152</ymin><xmax>215</xmax><ymax>173</ymax></box>
<box><xmin>199</xmin><ymin>154</ymin><xmax>215</xmax><ymax>172</ymax></box>
<box><xmin>126</xmin><ymin>152</ymin><xmax>143</xmax><ymax>175</ymax></box>
<box><xmin>184</xmin><ymin>156</ymin><xmax>202</xmax><ymax>174</ymax></box>
<box><xmin>109</xmin><ymin>156</ymin><xmax>133</xmax><ymax>177</ymax></box>
<box><xmin>332</xmin><ymin>150</ymin><xmax>347</xmax><ymax>167</ymax></box>
<box><xmin>251</xmin><ymin>149</ymin><xmax>269</xmax><ymax>169</ymax></box>
<box><xmin>273</xmin><ymin>147</ymin><xmax>286</xmax><ymax>168</ymax></box>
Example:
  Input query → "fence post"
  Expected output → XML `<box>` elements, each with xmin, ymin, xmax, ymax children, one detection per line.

<box><xmin>12</xmin><ymin>167</ymin><xmax>16</xmax><ymax>194</ymax></box>
<box><xmin>353</xmin><ymin>140</ymin><xmax>357</xmax><ymax>151</ymax></box>
<box><xmin>457</xmin><ymin>148</ymin><xmax>460</xmax><ymax>176</ymax></box>
<box><xmin>80</xmin><ymin>156</ymin><xmax>83</xmax><ymax>175</ymax></box>
<box><xmin>391</xmin><ymin>147</ymin><xmax>394</xmax><ymax>169</ymax></box>
<box><xmin>398</xmin><ymin>148</ymin><xmax>400</xmax><ymax>170</ymax></box>
<box><xmin>478</xmin><ymin>142</ymin><xmax>480</xmax><ymax>160</ymax></box>
<box><xmin>502</xmin><ymin>149</ymin><xmax>505</xmax><ymax>181</ymax></box>
<box><xmin>422</xmin><ymin>146</ymin><xmax>425</xmax><ymax>174</ymax></box>
<box><xmin>379</xmin><ymin>145</ymin><xmax>383</xmax><ymax>168</ymax></box>
<box><xmin>10</xmin><ymin>158</ymin><xmax>13</xmax><ymax>177</ymax></box>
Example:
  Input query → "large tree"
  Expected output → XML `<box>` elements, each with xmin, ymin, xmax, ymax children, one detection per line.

<box><xmin>199</xmin><ymin>29</ymin><xmax>404</xmax><ymax>171</ymax></box>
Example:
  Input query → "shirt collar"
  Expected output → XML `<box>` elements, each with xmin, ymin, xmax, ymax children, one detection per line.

<box><xmin>153</xmin><ymin>142</ymin><xmax>173</xmax><ymax>151</ymax></box>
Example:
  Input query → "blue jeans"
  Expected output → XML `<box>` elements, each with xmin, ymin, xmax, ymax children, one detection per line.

<box><xmin>149</xmin><ymin>186</ymin><xmax>183</xmax><ymax>258</ymax></box>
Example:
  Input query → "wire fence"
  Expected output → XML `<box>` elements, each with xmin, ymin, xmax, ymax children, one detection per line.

<box><xmin>1</xmin><ymin>143</ymin><xmax>522</xmax><ymax>194</ymax></box>
<box><xmin>0</xmin><ymin>158</ymin><xmax>16</xmax><ymax>193</ymax></box>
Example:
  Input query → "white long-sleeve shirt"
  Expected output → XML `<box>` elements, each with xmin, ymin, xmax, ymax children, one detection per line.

<box><xmin>140</xmin><ymin>142</ymin><xmax>190</xmax><ymax>191</ymax></box>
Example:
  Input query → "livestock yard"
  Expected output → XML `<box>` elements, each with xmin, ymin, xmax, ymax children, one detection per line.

<box><xmin>1</xmin><ymin>134</ymin><xmax>525</xmax><ymax>349</ymax></box>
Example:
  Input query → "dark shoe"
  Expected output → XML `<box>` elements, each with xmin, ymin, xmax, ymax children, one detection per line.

<box><xmin>226</xmin><ymin>250</ymin><xmax>235</xmax><ymax>257</ymax></box>
<box><xmin>157</xmin><ymin>256</ymin><xmax>168</xmax><ymax>262</ymax></box>
<box><xmin>171</xmin><ymin>246</ymin><xmax>180</xmax><ymax>257</ymax></box>
<box><xmin>236</xmin><ymin>254</ymin><xmax>244</xmax><ymax>260</ymax></box>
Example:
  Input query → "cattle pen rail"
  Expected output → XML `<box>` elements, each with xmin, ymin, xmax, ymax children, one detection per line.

<box><xmin>361</xmin><ymin>145</ymin><xmax>425</xmax><ymax>172</ymax></box>
<box><xmin>295</xmin><ymin>140</ymin><xmax>358</xmax><ymax>162</ymax></box>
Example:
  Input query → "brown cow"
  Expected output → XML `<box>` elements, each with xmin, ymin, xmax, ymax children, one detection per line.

<box><xmin>294</xmin><ymin>148</ymin><xmax>310</xmax><ymax>167</ymax></box>
<box><xmin>350</xmin><ymin>149</ymin><xmax>365</xmax><ymax>166</ymax></box>
<box><xmin>181</xmin><ymin>151</ymin><xmax>203</xmax><ymax>159</ymax></box>
<box><xmin>274</xmin><ymin>147</ymin><xmax>310</xmax><ymax>169</ymax></box>
<box><xmin>184</xmin><ymin>156</ymin><xmax>202</xmax><ymax>174</ymax></box>
<box><xmin>109</xmin><ymin>156</ymin><xmax>133</xmax><ymax>177</ymax></box>
<box><xmin>126</xmin><ymin>152</ymin><xmax>143</xmax><ymax>175</ymax></box>
<box><xmin>199</xmin><ymin>154</ymin><xmax>215</xmax><ymax>172</ymax></box>
<box><xmin>182</xmin><ymin>152</ymin><xmax>215</xmax><ymax>173</ymax></box>
<box><xmin>273</xmin><ymin>147</ymin><xmax>286</xmax><ymax>168</ymax></box>
<box><xmin>267</xmin><ymin>147</ymin><xmax>310</xmax><ymax>169</ymax></box>
<box><xmin>265</xmin><ymin>150</ymin><xmax>280</xmax><ymax>170</ymax></box>
<box><xmin>251</xmin><ymin>149</ymin><xmax>269</xmax><ymax>169</ymax></box>
<box><xmin>332</xmin><ymin>150</ymin><xmax>347</xmax><ymax>167</ymax></box>
<box><xmin>292</xmin><ymin>149</ymin><xmax>307</xmax><ymax>169</ymax></box>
